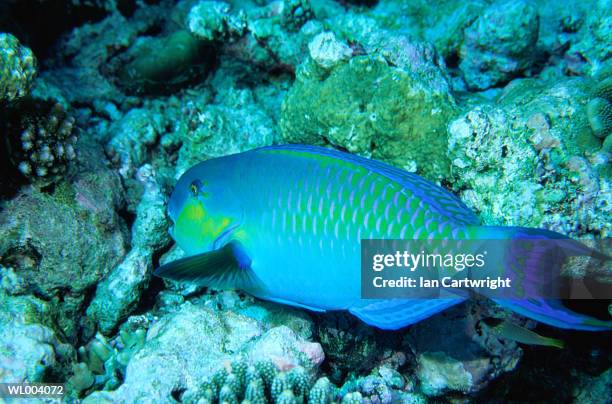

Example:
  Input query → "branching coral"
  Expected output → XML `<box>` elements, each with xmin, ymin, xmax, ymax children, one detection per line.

<box><xmin>188</xmin><ymin>358</ymin><xmax>348</xmax><ymax>403</ymax></box>
<box><xmin>2</xmin><ymin>98</ymin><xmax>77</xmax><ymax>185</ymax></box>
<box><xmin>279</xmin><ymin>0</ymin><xmax>313</xmax><ymax>32</ymax></box>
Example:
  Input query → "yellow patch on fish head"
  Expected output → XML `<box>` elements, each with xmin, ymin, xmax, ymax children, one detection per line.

<box><xmin>173</xmin><ymin>196</ymin><xmax>235</xmax><ymax>255</ymax></box>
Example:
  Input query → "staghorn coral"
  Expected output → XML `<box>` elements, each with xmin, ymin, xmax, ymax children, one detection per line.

<box><xmin>2</xmin><ymin>98</ymin><xmax>77</xmax><ymax>185</ymax></box>
<box><xmin>0</xmin><ymin>33</ymin><xmax>37</xmax><ymax>103</ymax></box>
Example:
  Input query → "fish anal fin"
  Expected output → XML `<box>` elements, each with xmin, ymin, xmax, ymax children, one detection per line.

<box><xmin>349</xmin><ymin>298</ymin><xmax>466</xmax><ymax>330</ymax></box>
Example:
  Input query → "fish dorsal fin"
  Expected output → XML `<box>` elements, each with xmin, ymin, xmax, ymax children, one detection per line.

<box><xmin>254</xmin><ymin>144</ymin><xmax>479</xmax><ymax>226</ymax></box>
<box><xmin>154</xmin><ymin>241</ymin><xmax>264</xmax><ymax>292</ymax></box>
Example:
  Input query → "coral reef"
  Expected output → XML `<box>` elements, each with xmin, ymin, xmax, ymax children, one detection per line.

<box><xmin>587</xmin><ymin>75</ymin><xmax>612</xmax><ymax>139</ymax></box>
<box><xmin>0</xmin><ymin>0</ymin><xmax>610</xmax><ymax>402</ymax></box>
<box><xmin>186</xmin><ymin>361</ymin><xmax>314</xmax><ymax>402</ymax></box>
<box><xmin>564</xmin><ymin>0</ymin><xmax>612</xmax><ymax>75</ymax></box>
<box><xmin>174</xmin><ymin>87</ymin><xmax>277</xmax><ymax>174</ymax></box>
<box><xmin>105</xmin><ymin>108</ymin><xmax>164</xmax><ymax>179</ymax></box>
<box><xmin>221</xmin><ymin>0</ymin><xmax>322</xmax><ymax>72</ymax></box>
<box><xmin>0</xmin><ymin>289</ymin><xmax>73</xmax><ymax>384</ymax></box>
<box><xmin>0</xmin><ymin>33</ymin><xmax>37</xmax><ymax>103</ymax></box>
<box><xmin>86</xmin><ymin>165</ymin><xmax>169</xmax><ymax>335</ymax></box>
<box><xmin>307</xmin><ymin>31</ymin><xmax>352</xmax><ymax>70</ymax></box>
<box><xmin>316</xmin><ymin>313</ymin><xmax>379</xmax><ymax>381</ymax></box>
<box><xmin>458</xmin><ymin>0</ymin><xmax>540</xmax><ymax>90</ymax></box>
<box><xmin>83</xmin><ymin>300</ymin><xmax>324</xmax><ymax>402</ymax></box>
<box><xmin>187</xmin><ymin>0</ymin><xmax>247</xmax><ymax>42</ymax></box>
<box><xmin>406</xmin><ymin>300</ymin><xmax>522</xmax><ymax>397</ymax></box>
<box><xmin>0</xmin><ymin>139</ymin><xmax>128</xmax><ymax>340</ymax></box>
<box><xmin>68</xmin><ymin>316</ymin><xmax>148</xmax><ymax>397</ymax></box>
<box><xmin>447</xmin><ymin>76</ymin><xmax>610</xmax><ymax>236</ymax></box>
<box><xmin>573</xmin><ymin>368</ymin><xmax>612</xmax><ymax>403</ymax></box>
<box><xmin>281</xmin><ymin>46</ymin><xmax>456</xmax><ymax>181</ymax></box>
<box><xmin>117</xmin><ymin>29</ymin><xmax>212</xmax><ymax>94</ymax></box>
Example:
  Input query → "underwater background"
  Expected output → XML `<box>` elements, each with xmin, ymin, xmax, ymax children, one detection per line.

<box><xmin>0</xmin><ymin>0</ymin><xmax>611</xmax><ymax>402</ymax></box>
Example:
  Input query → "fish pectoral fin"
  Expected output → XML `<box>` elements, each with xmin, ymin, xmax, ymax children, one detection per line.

<box><xmin>154</xmin><ymin>241</ymin><xmax>264</xmax><ymax>292</ymax></box>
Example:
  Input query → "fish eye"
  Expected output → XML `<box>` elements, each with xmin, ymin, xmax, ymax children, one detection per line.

<box><xmin>189</xmin><ymin>180</ymin><xmax>203</xmax><ymax>196</ymax></box>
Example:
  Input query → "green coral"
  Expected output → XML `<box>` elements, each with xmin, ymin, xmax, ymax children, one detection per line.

<box><xmin>190</xmin><ymin>360</ymin><xmax>344</xmax><ymax>404</ymax></box>
<box><xmin>587</xmin><ymin>97</ymin><xmax>612</xmax><ymax>138</ymax></box>
<box><xmin>340</xmin><ymin>391</ymin><xmax>363</xmax><ymax>403</ymax></box>
<box><xmin>74</xmin><ymin>318</ymin><xmax>148</xmax><ymax>396</ymax></box>
<box><xmin>307</xmin><ymin>377</ymin><xmax>336</xmax><ymax>404</ymax></box>
<box><xmin>280</xmin><ymin>55</ymin><xmax>456</xmax><ymax>181</ymax></box>
<box><xmin>244</xmin><ymin>378</ymin><xmax>266</xmax><ymax>403</ymax></box>
<box><xmin>277</xmin><ymin>389</ymin><xmax>298</xmax><ymax>404</ymax></box>
<box><xmin>0</xmin><ymin>33</ymin><xmax>37</xmax><ymax>103</ymax></box>
<box><xmin>587</xmin><ymin>77</ymin><xmax>612</xmax><ymax>139</ymax></box>
<box><xmin>272</xmin><ymin>372</ymin><xmax>292</xmax><ymax>399</ymax></box>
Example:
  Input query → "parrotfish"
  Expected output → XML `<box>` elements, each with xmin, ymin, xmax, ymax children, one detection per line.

<box><xmin>155</xmin><ymin>145</ymin><xmax>612</xmax><ymax>331</ymax></box>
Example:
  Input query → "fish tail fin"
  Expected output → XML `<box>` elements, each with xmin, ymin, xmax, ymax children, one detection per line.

<box><xmin>474</xmin><ymin>225</ymin><xmax>609</xmax><ymax>259</ymax></box>
<box><xmin>472</xmin><ymin>226</ymin><xmax>610</xmax><ymax>294</ymax></box>
<box><xmin>470</xmin><ymin>226</ymin><xmax>612</xmax><ymax>331</ymax></box>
